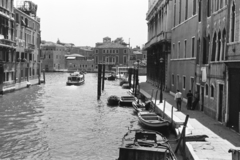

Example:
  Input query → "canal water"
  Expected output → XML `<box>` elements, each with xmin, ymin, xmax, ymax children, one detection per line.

<box><xmin>0</xmin><ymin>73</ymin><xmax>180</xmax><ymax>160</ymax></box>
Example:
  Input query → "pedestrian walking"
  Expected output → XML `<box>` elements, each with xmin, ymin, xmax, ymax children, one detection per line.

<box><xmin>174</xmin><ymin>90</ymin><xmax>183</xmax><ymax>111</ymax></box>
<box><xmin>192</xmin><ymin>91</ymin><xmax>199</xmax><ymax>110</ymax></box>
<box><xmin>186</xmin><ymin>90</ymin><xmax>193</xmax><ymax>110</ymax></box>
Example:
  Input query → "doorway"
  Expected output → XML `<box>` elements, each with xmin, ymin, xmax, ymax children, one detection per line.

<box><xmin>218</xmin><ymin>84</ymin><xmax>224</xmax><ymax>122</ymax></box>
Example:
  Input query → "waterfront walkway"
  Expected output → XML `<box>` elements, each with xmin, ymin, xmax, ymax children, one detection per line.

<box><xmin>139</xmin><ymin>82</ymin><xmax>240</xmax><ymax>160</ymax></box>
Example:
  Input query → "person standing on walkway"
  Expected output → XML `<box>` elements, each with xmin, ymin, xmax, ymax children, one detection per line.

<box><xmin>174</xmin><ymin>90</ymin><xmax>183</xmax><ymax>111</ymax></box>
<box><xmin>186</xmin><ymin>90</ymin><xmax>193</xmax><ymax>110</ymax></box>
<box><xmin>192</xmin><ymin>91</ymin><xmax>199</xmax><ymax>110</ymax></box>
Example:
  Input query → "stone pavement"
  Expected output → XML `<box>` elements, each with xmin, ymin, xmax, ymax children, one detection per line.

<box><xmin>139</xmin><ymin>82</ymin><xmax>240</xmax><ymax>160</ymax></box>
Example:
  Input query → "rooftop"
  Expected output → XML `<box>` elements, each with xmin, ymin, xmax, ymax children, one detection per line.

<box><xmin>95</xmin><ymin>43</ymin><xmax>128</xmax><ymax>49</ymax></box>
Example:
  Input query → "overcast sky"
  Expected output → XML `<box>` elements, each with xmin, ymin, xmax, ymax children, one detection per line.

<box><xmin>15</xmin><ymin>0</ymin><xmax>148</xmax><ymax>48</ymax></box>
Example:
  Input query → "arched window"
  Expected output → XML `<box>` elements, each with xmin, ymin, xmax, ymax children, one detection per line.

<box><xmin>211</xmin><ymin>84</ymin><xmax>214</xmax><ymax>98</ymax></box>
<box><xmin>211</xmin><ymin>33</ymin><xmax>217</xmax><ymax>61</ymax></box>
<box><xmin>198</xmin><ymin>0</ymin><xmax>202</xmax><ymax>22</ymax></box>
<box><xmin>205</xmin><ymin>84</ymin><xmax>209</xmax><ymax>96</ymax></box>
<box><xmin>217</xmin><ymin>31</ymin><xmax>221</xmax><ymax>61</ymax></box>
<box><xmin>222</xmin><ymin>29</ymin><xmax>226</xmax><ymax>60</ymax></box>
<box><xmin>197</xmin><ymin>38</ymin><xmax>201</xmax><ymax>64</ymax></box>
<box><xmin>203</xmin><ymin>37</ymin><xmax>207</xmax><ymax>64</ymax></box>
<box><xmin>230</xmin><ymin>1</ymin><xmax>235</xmax><ymax>42</ymax></box>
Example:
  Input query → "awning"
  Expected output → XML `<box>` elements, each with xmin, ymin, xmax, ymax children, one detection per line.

<box><xmin>66</xmin><ymin>57</ymin><xmax>76</xmax><ymax>60</ymax></box>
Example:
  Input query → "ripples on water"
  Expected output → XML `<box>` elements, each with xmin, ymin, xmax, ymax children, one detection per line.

<box><xmin>0</xmin><ymin>73</ymin><xmax>144</xmax><ymax>160</ymax></box>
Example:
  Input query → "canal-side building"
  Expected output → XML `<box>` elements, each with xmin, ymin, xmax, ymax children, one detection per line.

<box><xmin>225</xmin><ymin>0</ymin><xmax>240</xmax><ymax>133</ymax></box>
<box><xmin>65</xmin><ymin>54</ymin><xmax>94</xmax><ymax>72</ymax></box>
<box><xmin>145</xmin><ymin>0</ymin><xmax>172</xmax><ymax>90</ymax></box>
<box><xmin>194</xmin><ymin>1</ymin><xmax>228</xmax><ymax>125</ymax></box>
<box><xmin>40</xmin><ymin>42</ymin><xmax>67</xmax><ymax>72</ymax></box>
<box><xmin>70</xmin><ymin>46</ymin><xmax>94</xmax><ymax>60</ymax></box>
<box><xmin>14</xmin><ymin>1</ymin><xmax>41</xmax><ymax>90</ymax></box>
<box><xmin>0</xmin><ymin>0</ymin><xmax>19</xmax><ymax>94</ymax></box>
<box><xmin>94</xmin><ymin>37</ymin><xmax>131</xmax><ymax>72</ymax></box>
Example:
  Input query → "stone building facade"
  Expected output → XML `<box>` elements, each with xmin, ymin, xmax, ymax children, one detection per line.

<box><xmin>15</xmin><ymin>5</ymin><xmax>41</xmax><ymax>90</ymax></box>
<box><xmin>41</xmin><ymin>42</ymin><xmax>67</xmax><ymax>72</ymax></box>
<box><xmin>146</xmin><ymin>0</ymin><xmax>240</xmax><ymax>133</ymax></box>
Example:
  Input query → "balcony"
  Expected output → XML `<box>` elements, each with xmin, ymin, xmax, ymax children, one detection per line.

<box><xmin>145</xmin><ymin>31</ymin><xmax>171</xmax><ymax>49</ymax></box>
<box><xmin>0</xmin><ymin>37</ymin><xmax>16</xmax><ymax>48</ymax></box>
<box><xmin>3</xmin><ymin>62</ymin><xmax>15</xmax><ymax>72</ymax></box>
<box><xmin>25</xmin><ymin>43</ymin><xmax>35</xmax><ymax>52</ymax></box>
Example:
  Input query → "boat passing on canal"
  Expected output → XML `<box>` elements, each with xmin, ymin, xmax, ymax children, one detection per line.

<box><xmin>117</xmin><ymin>129</ymin><xmax>177</xmax><ymax>160</ymax></box>
<box><xmin>138</xmin><ymin>111</ymin><xmax>169</xmax><ymax>128</ymax></box>
<box><xmin>66</xmin><ymin>71</ymin><xmax>85</xmax><ymax>85</ymax></box>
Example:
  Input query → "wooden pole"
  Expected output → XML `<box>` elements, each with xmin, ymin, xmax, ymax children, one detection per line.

<box><xmin>97</xmin><ymin>64</ymin><xmax>102</xmax><ymax>100</ymax></box>
<box><xmin>175</xmin><ymin>115</ymin><xmax>189</xmax><ymax>155</ymax></box>
<box><xmin>135</xmin><ymin>68</ymin><xmax>139</xmax><ymax>96</ymax></box>
<box><xmin>43</xmin><ymin>69</ymin><xmax>46</xmax><ymax>83</ymax></box>
<box><xmin>171</xmin><ymin>105</ymin><xmax>174</xmax><ymax>125</ymax></box>
<box><xmin>163</xmin><ymin>99</ymin><xmax>166</xmax><ymax>119</ymax></box>
<box><xmin>151</xmin><ymin>89</ymin><xmax>154</xmax><ymax>101</ymax></box>
<box><xmin>133</xmin><ymin>68</ymin><xmax>135</xmax><ymax>94</ymax></box>
<box><xmin>128</xmin><ymin>68</ymin><xmax>132</xmax><ymax>89</ymax></box>
<box><xmin>154</xmin><ymin>90</ymin><xmax>158</xmax><ymax>112</ymax></box>
<box><xmin>102</xmin><ymin>64</ymin><xmax>105</xmax><ymax>91</ymax></box>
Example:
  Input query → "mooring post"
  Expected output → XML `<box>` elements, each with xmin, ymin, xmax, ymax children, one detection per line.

<box><xmin>132</xmin><ymin>68</ymin><xmax>135</xmax><ymax>94</ymax></box>
<box><xmin>135</xmin><ymin>68</ymin><xmax>139</xmax><ymax>97</ymax></box>
<box><xmin>129</xmin><ymin>68</ymin><xmax>132</xmax><ymax>89</ymax></box>
<box><xmin>43</xmin><ymin>69</ymin><xmax>46</xmax><ymax>83</ymax></box>
<box><xmin>175</xmin><ymin>115</ymin><xmax>189</xmax><ymax>156</ymax></box>
<box><xmin>151</xmin><ymin>89</ymin><xmax>154</xmax><ymax>101</ymax></box>
<box><xmin>97</xmin><ymin>64</ymin><xmax>102</xmax><ymax>100</ymax></box>
<box><xmin>102</xmin><ymin>64</ymin><xmax>105</xmax><ymax>91</ymax></box>
<box><xmin>171</xmin><ymin>105</ymin><xmax>174</xmax><ymax>125</ymax></box>
<box><xmin>154</xmin><ymin>90</ymin><xmax>158</xmax><ymax>112</ymax></box>
<box><xmin>162</xmin><ymin>99</ymin><xmax>166</xmax><ymax>119</ymax></box>
<box><xmin>38</xmin><ymin>70</ymin><xmax>41</xmax><ymax>84</ymax></box>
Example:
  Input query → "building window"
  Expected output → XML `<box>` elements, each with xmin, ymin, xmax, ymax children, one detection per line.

<box><xmin>49</xmin><ymin>55</ymin><xmax>50</xmax><ymax>59</ymax></box>
<box><xmin>184</xmin><ymin>40</ymin><xmax>187</xmax><ymax>58</ymax></box>
<box><xmin>172</xmin><ymin>43</ymin><xmax>175</xmax><ymax>58</ymax></box>
<box><xmin>183</xmin><ymin>76</ymin><xmax>186</xmax><ymax>90</ymax></box>
<box><xmin>205</xmin><ymin>84</ymin><xmax>209</xmax><ymax>96</ymax></box>
<box><xmin>192</xmin><ymin>37</ymin><xmax>195</xmax><ymax>57</ymax></box>
<box><xmin>174</xmin><ymin>0</ymin><xmax>176</xmax><ymax>26</ymax></box>
<box><xmin>179</xmin><ymin>0</ymin><xmax>182</xmax><ymax>24</ymax></box>
<box><xmin>178</xmin><ymin>41</ymin><xmax>181</xmax><ymax>58</ymax></box>
<box><xmin>198</xmin><ymin>0</ymin><xmax>202</xmax><ymax>22</ymax></box>
<box><xmin>123</xmin><ymin>55</ymin><xmax>127</xmax><ymax>64</ymax></box>
<box><xmin>185</xmin><ymin>0</ymin><xmax>188</xmax><ymax>20</ymax></box>
<box><xmin>177</xmin><ymin>75</ymin><xmax>180</xmax><ymax>90</ymax></box>
<box><xmin>116</xmin><ymin>50</ymin><xmax>119</xmax><ymax>53</ymax></box>
<box><xmin>193</xmin><ymin>0</ymin><xmax>196</xmax><ymax>15</ymax></box>
<box><xmin>190</xmin><ymin>77</ymin><xmax>194</xmax><ymax>90</ymax></box>
<box><xmin>124</xmin><ymin>49</ymin><xmax>127</xmax><ymax>53</ymax></box>
<box><xmin>207</xmin><ymin>0</ymin><xmax>211</xmax><ymax>17</ymax></box>
<box><xmin>230</xmin><ymin>1</ymin><xmax>235</xmax><ymax>42</ymax></box>
<box><xmin>116</xmin><ymin>56</ymin><xmax>119</xmax><ymax>63</ymax></box>
<box><xmin>172</xmin><ymin>74</ymin><xmax>174</xmax><ymax>86</ymax></box>
<box><xmin>212</xmin><ymin>33</ymin><xmax>217</xmax><ymax>61</ymax></box>
<box><xmin>95</xmin><ymin>50</ymin><xmax>98</xmax><ymax>53</ymax></box>
<box><xmin>211</xmin><ymin>84</ymin><xmax>214</xmax><ymax>98</ymax></box>
<box><xmin>113</xmin><ymin>50</ymin><xmax>115</xmax><ymax>53</ymax></box>
<box><xmin>103</xmin><ymin>50</ymin><xmax>105</xmax><ymax>53</ymax></box>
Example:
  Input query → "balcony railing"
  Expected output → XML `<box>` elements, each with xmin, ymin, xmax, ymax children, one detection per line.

<box><xmin>145</xmin><ymin>31</ymin><xmax>171</xmax><ymax>49</ymax></box>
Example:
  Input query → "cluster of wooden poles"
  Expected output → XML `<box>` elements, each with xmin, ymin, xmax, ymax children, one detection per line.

<box><xmin>128</xmin><ymin>67</ymin><xmax>139</xmax><ymax>96</ymax></box>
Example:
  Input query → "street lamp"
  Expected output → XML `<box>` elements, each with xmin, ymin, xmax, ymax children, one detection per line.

<box><xmin>159</xmin><ymin>57</ymin><xmax>164</xmax><ymax>103</ymax></box>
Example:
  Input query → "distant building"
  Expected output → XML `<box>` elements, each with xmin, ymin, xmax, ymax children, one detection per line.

<box><xmin>40</xmin><ymin>42</ymin><xmax>67</xmax><ymax>72</ymax></box>
<box><xmin>65</xmin><ymin>54</ymin><xmax>94</xmax><ymax>72</ymax></box>
<box><xmin>94</xmin><ymin>37</ymin><xmax>131</xmax><ymax>71</ymax></box>
<box><xmin>70</xmin><ymin>46</ymin><xmax>94</xmax><ymax>60</ymax></box>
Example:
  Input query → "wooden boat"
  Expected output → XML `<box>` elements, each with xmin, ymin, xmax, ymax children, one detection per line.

<box><xmin>119</xmin><ymin>96</ymin><xmax>137</xmax><ymax>106</ymax></box>
<box><xmin>66</xmin><ymin>71</ymin><xmax>85</xmax><ymax>85</ymax></box>
<box><xmin>107</xmin><ymin>75</ymin><xmax>116</xmax><ymax>80</ymax></box>
<box><xmin>117</xmin><ymin>129</ymin><xmax>177</xmax><ymax>160</ymax></box>
<box><xmin>138</xmin><ymin>111</ymin><xmax>169</xmax><ymax>128</ymax></box>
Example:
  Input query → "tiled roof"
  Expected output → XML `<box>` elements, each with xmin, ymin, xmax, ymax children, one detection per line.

<box><xmin>95</xmin><ymin>43</ymin><xmax>128</xmax><ymax>49</ymax></box>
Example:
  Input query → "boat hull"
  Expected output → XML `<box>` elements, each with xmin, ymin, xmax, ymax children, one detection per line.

<box><xmin>137</xmin><ymin>112</ymin><xmax>169</xmax><ymax>128</ymax></box>
<box><xmin>66</xmin><ymin>80</ymin><xmax>85</xmax><ymax>86</ymax></box>
<box><xmin>119</xmin><ymin>96</ymin><xmax>137</xmax><ymax>106</ymax></box>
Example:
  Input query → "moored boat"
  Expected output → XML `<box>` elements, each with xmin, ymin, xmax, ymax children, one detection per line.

<box><xmin>132</xmin><ymin>101</ymin><xmax>146</xmax><ymax>113</ymax></box>
<box><xmin>138</xmin><ymin>111</ymin><xmax>169</xmax><ymax>128</ymax></box>
<box><xmin>119</xmin><ymin>96</ymin><xmax>137</xmax><ymax>106</ymax></box>
<box><xmin>66</xmin><ymin>71</ymin><xmax>85</xmax><ymax>85</ymax></box>
<box><xmin>117</xmin><ymin>129</ymin><xmax>177</xmax><ymax>160</ymax></box>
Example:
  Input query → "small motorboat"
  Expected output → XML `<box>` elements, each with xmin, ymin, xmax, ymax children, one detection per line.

<box><xmin>117</xmin><ymin>129</ymin><xmax>177</xmax><ymax>160</ymax></box>
<box><xmin>138</xmin><ymin>111</ymin><xmax>169</xmax><ymax>128</ymax></box>
<box><xmin>66</xmin><ymin>71</ymin><xmax>85</xmax><ymax>85</ymax></box>
<box><xmin>119</xmin><ymin>96</ymin><xmax>137</xmax><ymax>106</ymax></box>
<box><xmin>107</xmin><ymin>75</ymin><xmax>116</xmax><ymax>81</ymax></box>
